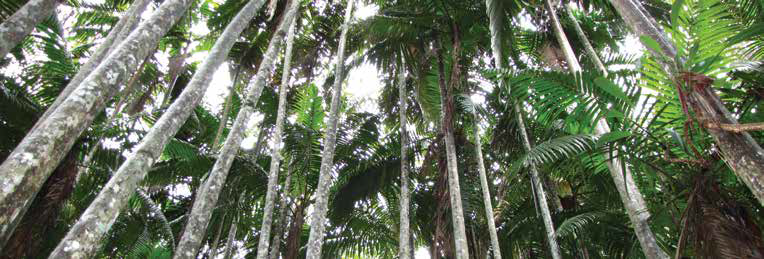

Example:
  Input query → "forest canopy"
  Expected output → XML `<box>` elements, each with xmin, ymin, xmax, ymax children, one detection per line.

<box><xmin>1</xmin><ymin>0</ymin><xmax>764</xmax><ymax>258</ymax></box>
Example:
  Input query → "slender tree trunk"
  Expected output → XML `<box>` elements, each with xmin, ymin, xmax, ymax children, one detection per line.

<box><xmin>255</xmin><ymin>16</ymin><xmax>297</xmax><ymax>259</ymax></box>
<box><xmin>0</xmin><ymin>0</ymin><xmax>184</xmax><ymax>250</ymax></box>
<box><xmin>435</xmin><ymin>33</ymin><xmax>470</xmax><ymax>259</ymax></box>
<box><xmin>45</xmin><ymin>0</ymin><xmax>266</xmax><ymax>257</ymax></box>
<box><xmin>397</xmin><ymin>60</ymin><xmax>412</xmax><ymax>259</ymax></box>
<box><xmin>481</xmin><ymin>1</ymin><xmax>512</xmax><ymax>258</ymax></box>
<box><xmin>172</xmin><ymin>1</ymin><xmax>295</xmax><ymax>258</ymax></box>
<box><xmin>304</xmin><ymin>1</ymin><xmax>354</xmax><ymax>258</ymax></box>
<box><xmin>208</xmin><ymin>212</ymin><xmax>227</xmax><ymax>258</ymax></box>
<box><xmin>547</xmin><ymin>1</ymin><xmax>669</xmax><ymax>258</ymax></box>
<box><xmin>0</xmin><ymin>0</ymin><xmax>59</xmax><ymax>59</ymax></box>
<box><xmin>213</xmin><ymin>64</ymin><xmax>243</xmax><ymax>149</ymax></box>
<box><xmin>269</xmin><ymin>160</ymin><xmax>294</xmax><ymax>259</ymax></box>
<box><xmin>516</xmin><ymin>107</ymin><xmax>563</xmax><ymax>259</ymax></box>
<box><xmin>471</xmin><ymin>108</ymin><xmax>502</xmax><ymax>259</ymax></box>
<box><xmin>610</xmin><ymin>0</ymin><xmax>764</xmax><ymax>207</ymax></box>
<box><xmin>34</xmin><ymin>0</ymin><xmax>150</xmax><ymax>128</ymax></box>
<box><xmin>284</xmin><ymin>199</ymin><xmax>305</xmax><ymax>259</ymax></box>
<box><xmin>222</xmin><ymin>213</ymin><xmax>239</xmax><ymax>259</ymax></box>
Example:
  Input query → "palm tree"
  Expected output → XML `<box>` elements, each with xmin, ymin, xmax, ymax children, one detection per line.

<box><xmin>0</xmin><ymin>0</ymin><xmax>192</xmax><ymax>249</ymax></box>
<box><xmin>254</xmin><ymin>10</ymin><xmax>299</xmax><ymax>259</ymax></box>
<box><xmin>397</xmin><ymin>59</ymin><xmax>412</xmax><ymax>259</ymax></box>
<box><xmin>544</xmin><ymin>0</ymin><xmax>668</xmax><ymax>257</ymax></box>
<box><xmin>47</xmin><ymin>0</ymin><xmax>271</xmax><ymax>256</ymax></box>
<box><xmin>304</xmin><ymin>1</ymin><xmax>354</xmax><ymax>258</ymax></box>
<box><xmin>610</xmin><ymin>0</ymin><xmax>764</xmax><ymax>205</ymax></box>
<box><xmin>173</xmin><ymin>0</ymin><xmax>298</xmax><ymax>257</ymax></box>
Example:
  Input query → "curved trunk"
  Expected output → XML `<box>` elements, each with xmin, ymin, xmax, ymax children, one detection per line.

<box><xmin>0</xmin><ymin>0</ymin><xmax>183</xmax><ymax>250</ymax></box>
<box><xmin>547</xmin><ymin>1</ymin><xmax>668</xmax><ymax>258</ymax></box>
<box><xmin>609</xmin><ymin>0</ymin><xmax>764</xmax><ymax>207</ymax></box>
<box><xmin>0</xmin><ymin>0</ymin><xmax>59</xmax><ymax>59</ymax></box>
<box><xmin>46</xmin><ymin>0</ymin><xmax>267</xmax><ymax>257</ymax></box>
<box><xmin>173</xmin><ymin>1</ymin><xmax>296</xmax><ymax>257</ymax></box>
<box><xmin>397</xmin><ymin>60</ymin><xmax>412</xmax><ymax>259</ymax></box>
<box><xmin>303</xmin><ymin>1</ymin><xmax>354</xmax><ymax>258</ymax></box>
<box><xmin>254</xmin><ymin>16</ymin><xmax>297</xmax><ymax>259</ymax></box>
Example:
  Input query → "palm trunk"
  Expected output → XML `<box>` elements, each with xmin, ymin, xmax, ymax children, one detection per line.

<box><xmin>268</xmin><ymin>160</ymin><xmax>294</xmax><ymax>259</ymax></box>
<box><xmin>517</xmin><ymin>106</ymin><xmax>563</xmax><ymax>259</ymax></box>
<box><xmin>173</xmin><ymin>1</ymin><xmax>296</xmax><ymax>258</ymax></box>
<box><xmin>303</xmin><ymin>1</ymin><xmax>354</xmax><ymax>258</ymax></box>
<box><xmin>397</xmin><ymin>60</ymin><xmax>412</xmax><ymax>259</ymax></box>
<box><xmin>0</xmin><ymin>0</ymin><xmax>59</xmax><ymax>58</ymax></box>
<box><xmin>610</xmin><ymin>0</ymin><xmax>764</xmax><ymax>207</ymax></box>
<box><xmin>46</xmin><ymin>0</ymin><xmax>267</xmax><ymax>257</ymax></box>
<box><xmin>471</xmin><ymin>108</ymin><xmax>502</xmax><ymax>259</ymax></box>
<box><xmin>222</xmin><ymin>213</ymin><xmax>239</xmax><ymax>259</ymax></box>
<box><xmin>34</xmin><ymin>0</ymin><xmax>150</xmax><ymax>128</ymax></box>
<box><xmin>0</xmin><ymin>0</ymin><xmax>185</xmax><ymax>250</ymax></box>
<box><xmin>547</xmin><ymin>1</ymin><xmax>668</xmax><ymax>258</ymax></box>
<box><xmin>254</xmin><ymin>17</ymin><xmax>297</xmax><ymax>259</ymax></box>
<box><xmin>208</xmin><ymin>212</ymin><xmax>227</xmax><ymax>258</ymax></box>
<box><xmin>213</xmin><ymin>64</ymin><xmax>243</xmax><ymax>149</ymax></box>
<box><xmin>435</xmin><ymin>34</ymin><xmax>470</xmax><ymax>259</ymax></box>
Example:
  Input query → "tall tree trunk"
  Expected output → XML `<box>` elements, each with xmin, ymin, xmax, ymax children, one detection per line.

<box><xmin>517</xmin><ymin>107</ymin><xmax>563</xmax><ymax>259</ymax></box>
<box><xmin>397</xmin><ymin>60</ymin><xmax>412</xmax><ymax>259</ymax></box>
<box><xmin>222</xmin><ymin>212</ymin><xmax>239</xmax><ymax>259</ymax></box>
<box><xmin>269</xmin><ymin>160</ymin><xmax>294</xmax><ymax>259</ymax></box>
<box><xmin>609</xmin><ymin>0</ymin><xmax>764</xmax><ymax>206</ymax></box>
<box><xmin>254</xmin><ymin>15</ymin><xmax>297</xmax><ymax>259</ymax></box>
<box><xmin>0</xmin><ymin>0</ymin><xmax>184</xmax><ymax>250</ymax></box>
<box><xmin>173</xmin><ymin>1</ymin><xmax>296</xmax><ymax>258</ymax></box>
<box><xmin>546</xmin><ymin>1</ymin><xmax>669</xmax><ymax>258</ymax></box>
<box><xmin>304</xmin><ymin>1</ymin><xmax>354</xmax><ymax>258</ymax></box>
<box><xmin>213</xmin><ymin>64</ymin><xmax>243</xmax><ymax>149</ymax></box>
<box><xmin>34</xmin><ymin>0</ymin><xmax>150</xmax><ymax>128</ymax></box>
<box><xmin>207</xmin><ymin>212</ymin><xmax>227</xmax><ymax>258</ymax></box>
<box><xmin>46</xmin><ymin>0</ymin><xmax>266</xmax><ymax>257</ymax></box>
<box><xmin>0</xmin><ymin>0</ymin><xmax>59</xmax><ymax>59</ymax></box>
<box><xmin>435</xmin><ymin>31</ymin><xmax>470</xmax><ymax>258</ymax></box>
<box><xmin>471</xmin><ymin>108</ymin><xmax>502</xmax><ymax>259</ymax></box>
<box><xmin>284</xmin><ymin>199</ymin><xmax>306</xmax><ymax>259</ymax></box>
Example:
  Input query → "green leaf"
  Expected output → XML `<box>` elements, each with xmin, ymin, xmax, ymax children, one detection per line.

<box><xmin>640</xmin><ymin>35</ymin><xmax>665</xmax><ymax>58</ymax></box>
<box><xmin>671</xmin><ymin>0</ymin><xmax>685</xmax><ymax>30</ymax></box>
<box><xmin>594</xmin><ymin>77</ymin><xmax>629</xmax><ymax>103</ymax></box>
<box><xmin>597</xmin><ymin>131</ymin><xmax>631</xmax><ymax>147</ymax></box>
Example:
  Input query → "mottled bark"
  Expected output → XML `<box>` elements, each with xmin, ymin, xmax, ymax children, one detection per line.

<box><xmin>481</xmin><ymin>0</ymin><xmax>506</xmax><ymax>258</ymax></box>
<box><xmin>548</xmin><ymin>1</ymin><xmax>669</xmax><ymax>257</ymax></box>
<box><xmin>0</xmin><ymin>0</ymin><xmax>59</xmax><ymax>59</ymax></box>
<box><xmin>303</xmin><ymin>1</ymin><xmax>354</xmax><ymax>258</ymax></box>
<box><xmin>516</xmin><ymin>106</ymin><xmax>563</xmax><ymax>259</ymax></box>
<box><xmin>255</xmin><ymin>15</ymin><xmax>297</xmax><ymax>259</ymax></box>
<box><xmin>269</xmin><ymin>161</ymin><xmax>294</xmax><ymax>259</ymax></box>
<box><xmin>34</xmin><ymin>0</ymin><xmax>150</xmax><ymax>127</ymax></box>
<box><xmin>563</xmin><ymin>4</ymin><xmax>606</xmax><ymax>73</ymax></box>
<box><xmin>45</xmin><ymin>0</ymin><xmax>263</xmax><ymax>257</ymax></box>
<box><xmin>434</xmin><ymin>33</ymin><xmax>469</xmax><ymax>258</ymax></box>
<box><xmin>610</xmin><ymin>0</ymin><xmax>764</xmax><ymax>207</ymax></box>
<box><xmin>397</xmin><ymin>62</ymin><xmax>412</xmax><ymax>259</ymax></box>
<box><xmin>0</xmin><ymin>0</ymin><xmax>184</xmax><ymax>251</ymax></box>
<box><xmin>471</xmin><ymin>109</ymin><xmax>502</xmax><ymax>259</ymax></box>
<box><xmin>173</xmin><ymin>1</ymin><xmax>296</xmax><ymax>258</ymax></box>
